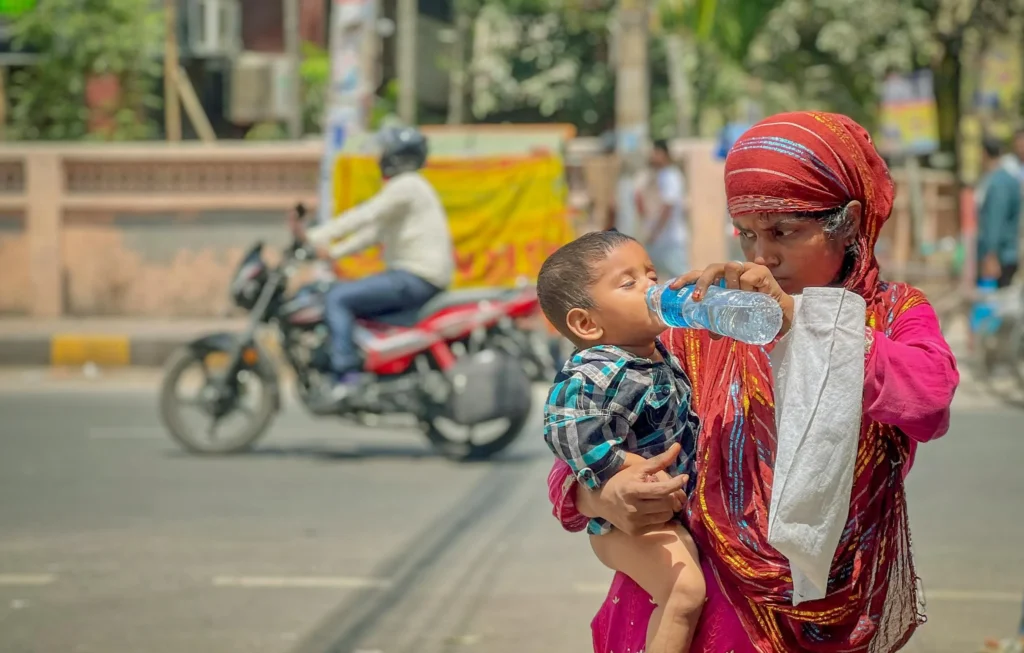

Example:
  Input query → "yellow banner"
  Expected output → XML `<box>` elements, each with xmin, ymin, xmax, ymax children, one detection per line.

<box><xmin>331</xmin><ymin>154</ymin><xmax>574</xmax><ymax>288</ymax></box>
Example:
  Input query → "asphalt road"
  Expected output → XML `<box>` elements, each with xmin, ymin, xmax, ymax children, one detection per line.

<box><xmin>0</xmin><ymin>369</ymin><xmax>1021</xmax><ymax>653</ymax></box>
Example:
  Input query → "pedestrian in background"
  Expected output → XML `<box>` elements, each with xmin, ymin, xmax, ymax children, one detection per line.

<box><xmin>634</xmin><ymin>140</ymin><xmax>689</xmax><ymax>279</ymax></box>
<box><xmin>977</xmin><ymin>136</ymin><xmax>1022</xmax><ymax>287</ymax></box>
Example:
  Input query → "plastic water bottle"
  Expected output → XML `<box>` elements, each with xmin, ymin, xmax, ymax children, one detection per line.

<box><xmin>646</xmin><ymin>283</ymin><xmax>783</xmax><ymax>345</ymax></box>
<box><xmin>969</xmin><ymin>278</ymin><xmax>1001</xmax><ymax>335</ymax></box>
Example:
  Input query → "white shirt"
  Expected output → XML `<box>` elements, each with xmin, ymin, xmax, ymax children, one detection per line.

<box><xmin>635</xmin><ymin>165</ymin><xmax>688</xmax><ymax>246</ymax></box>
<box><xmin>654</xmin><ymin>165</ymin><xmax>687</xmax><ymax>245</ymax></box>
<box><xmin>306</xmin><ymin>172</ymin><xmax>455</xmax><ymax>289</ymax></box>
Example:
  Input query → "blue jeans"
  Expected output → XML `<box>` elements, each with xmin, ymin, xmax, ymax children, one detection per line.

<box><xmin>324</xmin><ymin>270</ymin><xmax>442</xmax><ymax>375</ymax></box>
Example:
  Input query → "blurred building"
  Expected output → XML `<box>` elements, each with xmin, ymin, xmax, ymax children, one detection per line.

<box><xmin>175</xmin><ymin>0</ymin><xmax>454</xmax><ymax>136</ymax></box>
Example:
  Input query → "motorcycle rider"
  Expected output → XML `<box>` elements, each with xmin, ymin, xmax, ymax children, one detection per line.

<box><xmin>290</xmin><ymin>126</ymin><xmax>454</xmax><ymax>405</ymax></box>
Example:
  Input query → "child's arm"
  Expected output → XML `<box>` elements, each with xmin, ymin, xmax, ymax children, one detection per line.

<box><xmin>544</xmin><ymin>366</ymin><xmax>646</xmax><ymax>490</ymax></box>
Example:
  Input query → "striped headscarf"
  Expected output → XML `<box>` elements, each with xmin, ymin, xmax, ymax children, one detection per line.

<box><xmin>724</xmin><ymin>111</ymin><xmax>895</xmax><ymax>301</ymax></box>
<box><xmin>667</xmin><ymin>112</ymin><xmax>925</xmax><ymax>652</ymax></box>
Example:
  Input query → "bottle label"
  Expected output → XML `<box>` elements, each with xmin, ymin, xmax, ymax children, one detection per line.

<box><xmin>674</xmin><ymin>285</ymin><xmax>695</xmax><ymax>303</ymax></box>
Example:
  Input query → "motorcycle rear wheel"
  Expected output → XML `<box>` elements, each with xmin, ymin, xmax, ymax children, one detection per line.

<box><xmin>159</xmin><ymin>346</ymin><xmax>277</xmax><ymax>455</ymax></box>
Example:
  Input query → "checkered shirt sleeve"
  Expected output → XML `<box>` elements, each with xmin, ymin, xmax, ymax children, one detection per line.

<box><xmin>543</xmin><ymin>354</ymin><xmax>647</xmax><ymax>491</ymax></box>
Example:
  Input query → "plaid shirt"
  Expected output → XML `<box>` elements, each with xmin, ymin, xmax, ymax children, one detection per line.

<box><xmin>543</xmin><ymin>342</ymin><xmax>700</xmax><ymax>535</ymax></box>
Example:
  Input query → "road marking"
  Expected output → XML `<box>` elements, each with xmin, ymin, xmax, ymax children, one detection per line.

<box><xmin>573</xmin><ymin>582</ymin><xmax>614</xmax><ymax>595</ymax></box>
<box><xmin>0</xmin><ymin>574</ymin><xmax>56</xmax><ymax>586</ymax></box>
<box><xmin>88</xmin><ymin>428</ymin><xmax>164</xmax><ymax>440</ymax></box>
<box><xmin>924</xmin><ymin>589</ymin><xmax>1022</xmax><ymax>604</ymax></box>
<box><xmin>212</xmin><ymin>575</ymin><xmax>390</xmax><ymax>590</ymax></box>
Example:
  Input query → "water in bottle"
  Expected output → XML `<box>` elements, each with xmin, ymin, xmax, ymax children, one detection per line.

<box><xmin>646</xmin><ymin>283</ymin><xmax>783</xmax><ymax>345</ymax></box>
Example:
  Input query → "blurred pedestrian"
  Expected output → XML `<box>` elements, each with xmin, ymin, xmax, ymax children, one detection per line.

<box><xmin>634</xmin><ymin>140</ymin><xmax>689</xmax><ymax>279</ymax></box>
<box><xmin>977</xmin><ymin>136</ymin><xmax>1022</xmax><ymax>287</ymax></box>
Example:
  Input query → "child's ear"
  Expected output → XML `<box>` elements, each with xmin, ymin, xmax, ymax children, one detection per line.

<box><xmin>566</xmin><ymin>307</ymin><xmax>603</xmax><ymax>344</ymax></box>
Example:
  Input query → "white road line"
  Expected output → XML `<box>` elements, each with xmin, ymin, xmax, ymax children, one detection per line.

<box><xmin>211</xmin><ymin>575</ymin><xmax>390</xmax><ymax>589</ymax></box>
<box><xmin>0</xmin><ymin>574</ymin><xmax>56</xmax><ymax>586</ymax></box>
<box><xmin>88</xmin><ymin>428</ymin><xmax>164</xmax><ymax>440</ymax></box>
<box><xmin>924</xmin><ymin>589</ymin><xmax>1023</xmax><ymax>604</ymax></box>
<box><xmin>573</xmin><ymin>583</ymin><xmax>1023</xmax><ymax>604</ymax></box>
<box><xmin>573</xmin><ymin>582</ymin><xmax>614</xmax><ymax>595</ymax></box>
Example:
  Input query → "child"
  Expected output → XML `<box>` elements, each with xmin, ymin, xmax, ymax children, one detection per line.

<box><xmin>538</xmin><ymin>231</ymin><xmax>705</xmax><ymax>653</ymax></box>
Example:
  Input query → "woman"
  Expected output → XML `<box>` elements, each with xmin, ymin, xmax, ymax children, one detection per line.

<box><xmin>547</xmin><ymin>112</ymin><xmax>959</xmax><ymax>652</ymax></box>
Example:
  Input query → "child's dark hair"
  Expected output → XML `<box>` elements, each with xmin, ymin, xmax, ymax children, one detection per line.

<box><xmin>537</xmin><ymin>230</ymin><xmax>637</xmax><ymax>336</ymax></box>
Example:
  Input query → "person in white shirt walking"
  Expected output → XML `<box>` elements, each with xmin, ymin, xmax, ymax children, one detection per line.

<box><xmin>634</xmin><ymin>140</ymin><xmax>689</xmax><ymax>279</ymax></box>
<box><xmin>290</xmin><ymin>126</ymin><xmax>454</xmax><ymax>401</ymax></box>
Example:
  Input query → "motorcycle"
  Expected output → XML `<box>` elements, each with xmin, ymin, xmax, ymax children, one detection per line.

<box><xmin>158</xmin><ymin>206</ymin><xmax>535</xmax><ymax>461</ymax></box>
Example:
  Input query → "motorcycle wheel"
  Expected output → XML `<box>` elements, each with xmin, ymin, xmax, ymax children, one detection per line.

<box><xmin>423</xmin><ymin>409</ymin><xmax>532</xmax><ymax>462</ymax></box>
<box><xmin>159</xmin><ymin>346</ymin><xmax>277</xmax><ymax>455</ymax></box>
<box><xmin>484</xmin><ymin>328</ymin><xmax>557</xmax><ymax>382</ymax></box>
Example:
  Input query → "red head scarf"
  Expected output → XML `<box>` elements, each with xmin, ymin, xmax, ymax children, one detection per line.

<box><xmin>665</xmin><ymin>112</ymin><xmax>926</xmax><ymax>652</ymax></box>
<box><xmin>724</xmin><ymin>111</ymin><xmax>895</xmax><ymax>300</ymax></box>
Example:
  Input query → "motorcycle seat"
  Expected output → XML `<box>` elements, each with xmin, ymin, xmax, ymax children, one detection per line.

<box><xmin>372</xmin><ymin>287</ymin><xmax>514</xmax><ymax>327</ymax></box>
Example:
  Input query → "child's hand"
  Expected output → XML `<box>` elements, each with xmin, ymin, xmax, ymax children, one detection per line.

<box><xmin>642</xmin><ymin>469</ymin><xmax>688</xmax><ymax>512</ymax></box>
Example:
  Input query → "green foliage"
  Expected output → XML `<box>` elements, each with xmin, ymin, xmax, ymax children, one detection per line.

<box><xmin>369</xmin><ymin>79</ymin><xmax>400</xmax><ymax>129</ymax></box>
<box><xmin>7</xmin><ymin>0</ymin><xmax>163</xmax><ymax>140</ymax></box>
<box><xmin>468</xmin><ymin>0</ymin><xmax>619</xmax><ymax>134</ymax></box>
<box><xmin>746</xmin><ymin>0</ymin><xmax>1024</xmax><ymax>142</ymax></box>
<box><xmin>300</xmin><ymin>41</ymin><xmax>330</xmax><ymax>134</ymax></box>
<box><xmin>0</xmin><ymin>0</ymin><xmax>37</xmax><ymax>18</ymax></box>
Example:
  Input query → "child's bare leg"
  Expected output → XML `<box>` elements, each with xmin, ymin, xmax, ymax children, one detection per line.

<box><xmin>591</xmin><ymin>525</ymin><xmax>705</xmax><ymax>653</ymax></box>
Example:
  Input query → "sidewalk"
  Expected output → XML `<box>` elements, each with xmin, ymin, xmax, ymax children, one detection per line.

<box><xmin>0</xmin><ymin>318</ymin><xmax>248</xmax><ymax>367</ymax></box>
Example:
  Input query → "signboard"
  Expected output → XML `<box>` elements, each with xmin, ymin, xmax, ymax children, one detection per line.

<box><xmin>330</xmin><ymin>154</ymin><xmax>574</xmax><ymax>287</ymax></box>
<box><xmin>878</xmin><ymin>71</ymin><xmax>940</xmax><ymax>156</ymax></box>
<box><xmin>976</xmin><ymin>39</ymin><xmax>1022</xmax><ymax>115</ymax></box>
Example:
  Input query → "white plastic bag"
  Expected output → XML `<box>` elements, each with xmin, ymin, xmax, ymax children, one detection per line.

<box><xmin>768</xmin><ymin>288</ymin><xmax>866</xmax><ymax>606</ymax></box>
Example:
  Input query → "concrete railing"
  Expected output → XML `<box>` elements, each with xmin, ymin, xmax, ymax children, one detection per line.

<box><xmin>0</xmin><ymin>143</ymin><xmax>321</xmax><ymax>318</ymax></box>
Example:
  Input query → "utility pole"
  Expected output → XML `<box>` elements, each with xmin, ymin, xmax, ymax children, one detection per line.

<box><xmin>163</xmin><ymin>0</ymin><xmax>182</xmax><ymax>141</ymax></box>
<box><xmin>615</xmin><ymin>0</ymin><xmax>649</xmax><ymax>171</ymax></box>
<box><xmin>613</xmin><ymin>0</ymin><xmax>649</xmax><ymax>236</ymax></box>
<box><xmin>318</xmin><ymin>0</ymin><xmax>379</xmax><ymax>225</ymax></box>
<box><xmin>396</xmin><ymin>0</ymin><xmax>417</xmax><ymax>124</ymax></box>
<box><xmin>283</xmin><ymin>0</ymin><xmax>303</xmax><ymax>138</ymax></box>
<box><xmin>446</xmin><ymin>6</ymin><xmax>470</xmax><ymax>125</ymax></box>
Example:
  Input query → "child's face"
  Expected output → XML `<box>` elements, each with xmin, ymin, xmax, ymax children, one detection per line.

<box><xmin>566</xmin><ymin>240</ymin><xmax>666</xmax><ymax>349</ymax></box>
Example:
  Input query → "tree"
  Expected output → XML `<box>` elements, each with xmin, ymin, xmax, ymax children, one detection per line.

<box><xmin>656</xmin><ymin>0</ymin><xmax>782</xmax><ymax>136</ymax></box>
<box><xmin>746</xmin><ymin>0</ymin><xmax>1024</xmax><ymax>151</ymax></box>
<box><xmin>467</xmin><ymin>0</ymin><xmax>620</xmax><ymax>134</ymax></box>
<box><xmin>7</xmin><ymin>0</ymin><xmax>163</xmax><ymax>140</ymax></box>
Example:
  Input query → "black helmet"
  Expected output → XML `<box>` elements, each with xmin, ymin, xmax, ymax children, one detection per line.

<box><xmin>378</xmin><ymin>126</ymin><xmax>428</xmax><ymax>178</ymax></box>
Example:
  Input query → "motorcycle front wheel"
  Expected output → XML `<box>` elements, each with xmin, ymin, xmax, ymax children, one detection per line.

<box><xmin>159</xmin><ymin>346</ymin><xmax>277</xmax><ymax>455</ymax></box>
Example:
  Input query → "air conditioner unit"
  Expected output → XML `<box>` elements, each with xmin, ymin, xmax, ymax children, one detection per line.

<box><xmin>185</xmin><ymin>0</ymin><xmax>240</xmax><ymax>58</ymax></box>
<box><xmin>227</xmin><ymin>52</ymin><xmax>293</xmax><ymax>124</ymax></box>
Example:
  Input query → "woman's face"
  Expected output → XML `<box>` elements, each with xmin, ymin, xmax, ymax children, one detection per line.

<box><xmin>732</xmin><ymin>203</ymin><xmax>861</xmax><ymax>295</ymax></box>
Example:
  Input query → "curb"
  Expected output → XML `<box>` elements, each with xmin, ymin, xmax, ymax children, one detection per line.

<box><xmin>0</xmin><ymin>323</ymin><xmax>279</xmax><ymax>368</ymax></box>
<box><xmin>0</xmin><ymin>333</ymin><xmax>195</xmax><ymax>367</ymax></box>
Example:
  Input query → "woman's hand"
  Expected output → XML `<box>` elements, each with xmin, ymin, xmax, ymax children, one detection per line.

<box><xmin>670</xmin><ymin>259</ymin><xmax>795</xmax><ymax>337</ymax></box>
<box><xmin>576</xmin><ymin>444</ymin><xmax>689</xmax><ymax>536</ymax></box>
